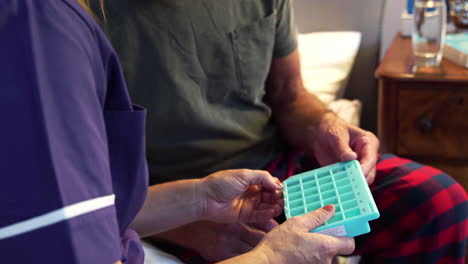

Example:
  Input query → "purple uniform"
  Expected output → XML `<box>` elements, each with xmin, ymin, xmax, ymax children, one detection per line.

<box><xmin>0</xmin><ymin>0</ymin><xmax>147</xmax><ymax>263</ymax></box>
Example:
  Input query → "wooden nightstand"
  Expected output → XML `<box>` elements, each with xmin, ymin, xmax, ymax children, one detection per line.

<box><xmin>376</xmin><ymin>33</ymin><xmax>468</xmax><ymax>191</ymax></box>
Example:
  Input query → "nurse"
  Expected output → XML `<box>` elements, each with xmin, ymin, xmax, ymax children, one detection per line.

<box><xmin>0</xmin><ymin>1</ymin><xmax>353</xmax><ymax>263</ymax></box>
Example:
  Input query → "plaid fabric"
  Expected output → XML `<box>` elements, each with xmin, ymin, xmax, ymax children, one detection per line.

<box><xmin>354</xmin><ymin>154</ymin><xmax>468</xmax><ymax>264</ymax></box>
<box><xmin>158</xmin><ymin>154</ymin><xmax>468</xmax><ymax>264</ymax></box>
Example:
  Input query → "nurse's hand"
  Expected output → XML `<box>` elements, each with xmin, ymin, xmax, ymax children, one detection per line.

<box><xmin>201</xmin><ymin>169</ymin><xmax>284</xmax><ymax>223</ymax></box>
<box><xmin>218</xmin><ymin>205</ymin><xmax>355</xmax><ymax>264</ymax></box>
<box><xmin>159</xmin><ymin>221</ymin><xmax>270</xmax><ymax>262</ymax></box>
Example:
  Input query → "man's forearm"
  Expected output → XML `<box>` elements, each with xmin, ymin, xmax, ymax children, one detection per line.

<box><xmin>266</xmin><ymin>49</ymin><xmax>333</xmax><ymax>151</ymax></box>
<box><xmin>272</xmin><ymin>88</ymin><xmax>332</xmax><ymax>151</ymax></box>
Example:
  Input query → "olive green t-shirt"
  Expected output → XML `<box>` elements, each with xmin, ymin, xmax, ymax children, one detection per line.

<box><xmin>96</xmin><ymin>0</ymin><xmax>297</xmax><ymax>184</ymax></box>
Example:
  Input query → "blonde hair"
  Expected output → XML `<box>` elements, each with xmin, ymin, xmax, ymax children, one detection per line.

<box><xmin>76</xmin><ymin>0</ymin><xmax>107</xmax><ymax>21</ymax></box>
<box><xmin>76</xmin><ymin>0</ymin><xmax>92</xmax><ymax>13</ymax></box>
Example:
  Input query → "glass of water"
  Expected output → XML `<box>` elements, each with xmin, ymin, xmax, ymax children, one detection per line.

<box><xmin>412</xmin><ymin>0</ymin><xmax>447</xmax><ymax>68</ymax></box>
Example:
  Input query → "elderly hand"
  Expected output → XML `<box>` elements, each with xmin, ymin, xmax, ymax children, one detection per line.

<box><xmin>201</xmin><ymin>169</ymin><xmax>284</xmax><ymax>223</ymax></box>
<box><xmin>308</xmin><ymin>112</ymin><xmax>379</xmax><ymax>185</ymax></box>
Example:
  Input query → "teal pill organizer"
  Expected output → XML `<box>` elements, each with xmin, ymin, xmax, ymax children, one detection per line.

<box><xmin>283</xmin><ymin>160</ymin><xmax>379</xmax><ymax>237</ymax></box>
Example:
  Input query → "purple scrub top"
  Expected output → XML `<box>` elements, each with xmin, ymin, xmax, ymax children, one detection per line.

<box><xmin>0</xmin><ymin>0</ymin><xmax>148</xmax><ymax>263</ymax></box>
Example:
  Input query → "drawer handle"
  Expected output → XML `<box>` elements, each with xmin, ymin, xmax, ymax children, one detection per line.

<box><xmin>418</xmin><ymin>116</ymin><xmax>433</xmax><ymax>133</ymax></box>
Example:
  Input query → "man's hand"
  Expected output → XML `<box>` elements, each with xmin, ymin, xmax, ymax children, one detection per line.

<box><xmin>309</xmin><ymin>113</ymin><xmax>379</xmax><ymax>184</ymax></box>
<box><xmin>265</xmin><ymin>49</ymin><xmax>379</xmax><ymax>185</ymax></box>
<box><xmin>201</xmin><ymin>169</ymin><xmax>284</xmax><ymax>223</ymax></box>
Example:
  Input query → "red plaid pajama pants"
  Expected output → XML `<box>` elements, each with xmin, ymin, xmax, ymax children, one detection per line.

<box><xmin>170</xmin><ymin>154</ymin><xmax>468</xmax><ymax>264</ymax></box>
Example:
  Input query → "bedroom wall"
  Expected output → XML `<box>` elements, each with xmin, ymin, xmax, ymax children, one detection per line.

<box><xmin>292</xmin><ymin>0</ymin><xmax>386</xmax><ymax>132</ymax></box>
<box><xmin>380</xmin><ymin>0</ymin><xmax>407</xmax><ymax>60</ymax></box>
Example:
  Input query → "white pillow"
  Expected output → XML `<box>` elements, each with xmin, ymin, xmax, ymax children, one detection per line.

<box><xmin>329</xmin><ymin>99</ymin><xmax>362</xmax><ymax>127</ymax></box>
<box><xmin>298</xmin><ymin>31</ymin><xmax>362</xmax><ymax>104</ymax></box>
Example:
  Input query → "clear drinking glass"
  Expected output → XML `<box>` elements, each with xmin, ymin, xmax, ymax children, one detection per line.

<box><xmin>412</xmin><ymin>0</ymin><xmax>447</xmax><ymax>68</ymax></box>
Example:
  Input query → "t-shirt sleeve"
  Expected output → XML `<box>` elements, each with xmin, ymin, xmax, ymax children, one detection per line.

<box><xmin>0</xmin><ymin>1</ymin><xmax>122</xmax><ymax>263</ymax></box>
<box><xmin>273</xmin><ymin>0</ymin><xmax>298</xmax><ymax>58</ymax></box>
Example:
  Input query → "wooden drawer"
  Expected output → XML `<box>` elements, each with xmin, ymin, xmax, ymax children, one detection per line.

<box><xmin>397</xmin><ymin>87</ymin><xmax>468</xmax><ymax>160</ymax></box>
